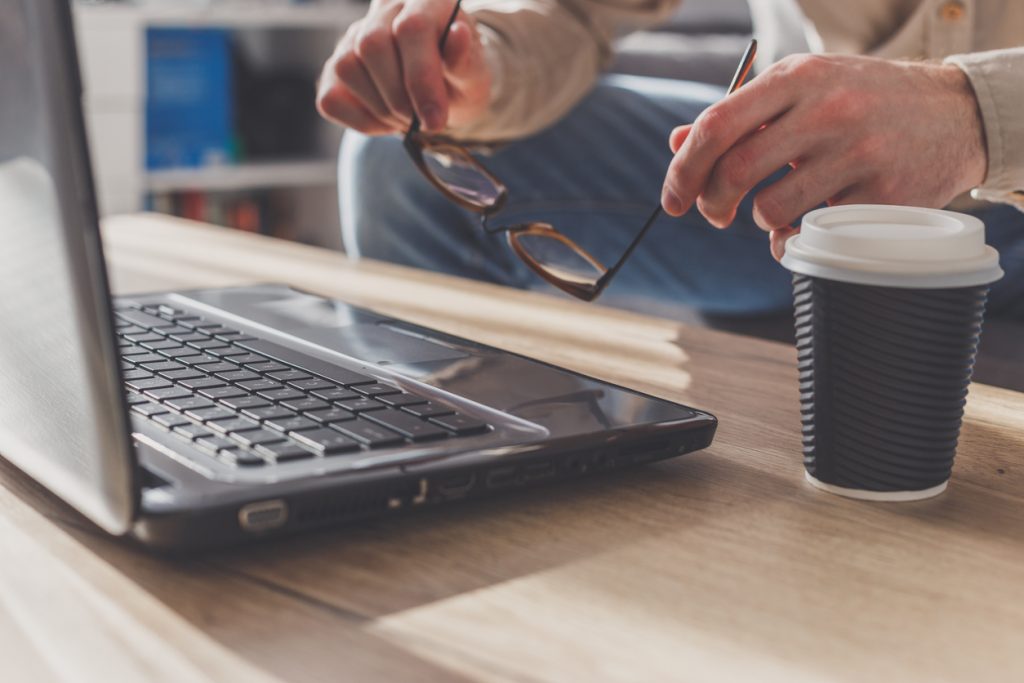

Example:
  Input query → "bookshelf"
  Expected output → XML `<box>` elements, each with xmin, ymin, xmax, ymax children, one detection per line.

<box><xmin>144</xmin><ymin>159</ymin><xmax>338</xmax><ymax>193</ymax></box>
<box><xmin>73</xmin><ymin>0</ymin><xmax>362</xmax><ymax>248</ymax></box>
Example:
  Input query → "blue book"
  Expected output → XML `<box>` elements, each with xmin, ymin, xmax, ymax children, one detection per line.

<box><xmin>146</xmin><ymin>28</ymin><xmax>234</xmax><ymax>170</ymax></box>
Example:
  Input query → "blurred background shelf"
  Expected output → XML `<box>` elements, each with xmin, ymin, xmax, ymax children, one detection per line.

<box><xmin>145</xmin><ymin>159</ymin><xmax>338</xmax><ymax>193</ymax></box>
<box><xmin>74</xmin><ymin>0</ymin><xmax>356</xmax><ymax>249</ymax></box>
<box><xmin>76</xmin><ymin>1</ymin><xmax>366</xmax><ymax>29</ymax></box>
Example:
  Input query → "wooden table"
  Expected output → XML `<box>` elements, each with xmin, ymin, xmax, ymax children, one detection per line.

<box><xmin>2</xmin><ymin>214</ymin><xmax>1022</xmax><ymax>682</ymax></box>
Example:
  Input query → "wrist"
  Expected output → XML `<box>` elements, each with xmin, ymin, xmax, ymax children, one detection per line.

<box><xmin>936</xmin><ymin>62</ymin><xmax>988</xmax><ymax>191</ymax></box>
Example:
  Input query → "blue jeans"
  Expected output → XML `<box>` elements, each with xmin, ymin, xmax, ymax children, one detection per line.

<box><xmin>340</xmin><ymin>74</ymin><xmax>1024</xmax><ymax>318</ymax></box>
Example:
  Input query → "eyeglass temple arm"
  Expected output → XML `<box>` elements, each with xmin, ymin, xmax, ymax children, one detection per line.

<box><xmin>592</xmin><ymin>38</ymin><xmax>757</xmax><ymax>299</ymax></box>
<box><xmin>591</xmin><ymin>205</ymin><xmax>662</xmax><ymax>298</ymax></box>
<box><xmin>407</xmin><ymin>0</ymin><xmax>464</xmax><ymax>137</ymax></box>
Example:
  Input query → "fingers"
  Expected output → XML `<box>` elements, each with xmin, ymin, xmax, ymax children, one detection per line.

<box><xmin>394</xmin><ymin>7</ymin><xmax>449</xmax><ymax>131</ymax></box>
<box><xmin>662</xmin><ymin>70</ymin><xmax>796</xmax><ymax>216</ymax></box>
<box><xmin>669</xmin><ymin>125</ymin><xmax>692</xmax><ymax>153</ymax></box>
<box><xmin>769</xmin><ymin>226</ymin><xmax>800</xmax><ymax>261</ymax></box>
<box><xmin>750</xmin><ymin>157</ymin><xmax>853</xmax><ymax>232</ymax></box>
<box><xmin>355</xmin><ymin>6</ymin><xmax>414</xmax><ymax>126</ymax></box>
<box><xmin>697</xmin><ymin>114</ymin><xmax>811</xmax><ymax>228</ymax></box>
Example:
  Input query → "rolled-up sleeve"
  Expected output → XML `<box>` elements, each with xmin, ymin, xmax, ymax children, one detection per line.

<box><xmin>945</xmin><ymin>47</ymin><xmax>1024</xmax><ymax>209</ymax></box>
<box><xmin>454</xmin><ymin>0</ymin><xmax>680</xmax><ymax>142</ymax></box>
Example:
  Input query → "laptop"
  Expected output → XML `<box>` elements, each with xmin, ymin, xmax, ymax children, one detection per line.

<box><xmin>0</xmin><ymin>0</ymin><xmax>717</xmax><ymax>551</ymax></box>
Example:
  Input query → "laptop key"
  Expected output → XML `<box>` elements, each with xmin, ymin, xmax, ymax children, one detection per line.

<box><xmin>230</xmin><ymin>428</ymin><xmax>287</xmax><ymax>449</ymax></box>
<box><xmin>122</xmin><ymin>369</ymin><xmax>153</xmax><ymax>381</ymax></box>
<box><xmin>242</xmin><ymin>405</ymin><xmax>296</xmax><ymax>422</ymax></box>
<box><xmin>264</xmin><ymin>416</ymin><xmax>319</xmax><ymax>433</ymax></box>
<box><xmin>288</xmin><ymin>378</ymin><xmax>336</xmax><ymax>392</ymax></box>
<box><xmin>429</xmin><ymin>414</ymin><xmax>491</xmax><ymax>436</ymax></box>
<box><xmin>377</xmin><ymin>392</ymin><xmax>429</xmax><ymax>408</ymax></box>
<box><xmin>220</xmin><ymin>450</ymin><xmax>267</xmax><ymax>467</ymax></box>
<box><xmin>355</xmin><ymin>383</ymin><xmax>401</xmax><ymax>398</ymax></box>
<box><xmin>178</xmin><ymin>377</ymin><xmax>226</xmax><ymax>391</ymax></box>
<box><xmin>125</xmin><ymin>393</ymin><xmax>150</xmax><ymax>405</ymax></box>
<box><xmin>208</xmin><ymin>346</ymin><xmax>249</xmax><ymax>358</ymax></box>
<box><xmin>131</xmin><ymin>401</ymin><xmax>168</xmax><ymax>417</ymax></box>
<box><xmin>221</xmin><ymin>395</ymin><xmax>271</xmax><ymax>411</ymax></box>
<box><xmin>123</xmin><ymin>332</ymin><xmax>163</xmax><ymax>344</ymax></box>
<box><xmin>402</xmin><ymin>401</ymin><xmax>456</xmax><ymax>418</ymax></box>
<box><xmin>216</xmin><ymin>369</ymin><xmax>260</xmax><ymax>383</ymax></box>
<box><xmin>254</xmin><ymin>442</ymin><xmax>316</xmax><ymax>463</ymax></box>
<box><xmin>140</xmin><ymin>360</ymin><xmax>185</xmax><ymax>373</ymax></box>
<box><xmin>268</xmin><ymin>370</ymin><xmax>312</xmax><ymax>383</ymax></box>
<box><xmin>237</xmin><ymin>379</ymin><xmax>282</xmax><ymax>393</ymax></box>
<box><xmin>246</xmin><ymin>361</ymin><xmax>289</xmax><ymax>374</ymax></box>
<box><xmin>174</xmin><ymin>423</ymin><xmax>214</xmax><ymax>441</ymax></box>
<box><xmin>186</xmin><ymin>406</ymin><xmax>237</xmax><ymax>423</ymax></box>
<box><xmin>364</xmin><ymin>410</ymin><xmax>449</xmax><ymax>442</ymax></box>
<box><xmin>126</xmin><ymin>377</ymin><xmax>172</xmax><ymax>392</ymax></box>
<box><xmin>330</xmin><ymin>419</ymin><xmax>406</xmax><ymax>448</ymax></box>
<box><xmin>158</xmin><ymin>347</ymin><xmax>206</xmax><ymax>359</ymax></box>
<box><xmin>180</xmin><ymin>353</ymin><xmax>222</xmax><ymax>367</ymax></box>
<box><xmin>188</xmin><ymin>339</ymin><xmax>230</xmax><ymax>352</ymax></box>
<box><xmin>160</xmin><ymin>369</ymin><xmax>204</xmax><ymax>382</ymax></box>
<box><xmin>311</xmin><ymin>386</ymin><xmax>361</xmax><ymax>402</ymax></box>
<box><xmin>117</xmin><ymin>325</ymin><xmax>148</xmax><ymax>336</ymax></box>
<box><xmin>195</xmin><ymin>361</ymin><xmax>238</xmax><ymax>374</ymax></box>
<box><xmin>305</xmin><ymin>407</ymin><xmax>356</xmax><ymax>424</ymax></box>
<box><xmin>238</xmin><ymin>339</ymin><xmax>378</xmax><ymax>386</ymax></box>
<box><xmin>141</xmin><ymin>340</ymin><xmax>183</xmax><ymax>352</ymax></box>
<box><xmin>226</xmin><ymin>353</ymin><xmax>268</xmax><ymax>365</ymax></box>
<box><xmin>145</xmin><ymin>386</ymin><xmax>193</xmax><ymax>402</ymax></box>
<box><xmin>152</xmin><ymin>412</ymin><xmax>190</xmax><ymax>429</ymax></box>
<box><xmin>165</xmin><ymin>396</ymin><xmax>215</xmax><ymax>412</ymax></box>
<box><xmin>291</xmin><ymin>428</ymin><xmax>361</xmax><ymax>455</ymax></box>
<box><xmin>195</xmin><ymin>435</ymin><xmax>239</xmax><ymax>454</ymax></box>
<box><xmin>169</xmin><ymin>332</ymin><xmax>210</xmax><ymax>343</ymax></box>
<box><xmin>280</xmin><ymin>397</ymin><xmax>329</xmax><ymax>413</ymax></box>
<box><xmin>207</xmin><ymin>417</ymin><xmax>261</xmax><ymax>435</ymax></box>
<box><xmin>199</xmin><ymin>386</ymin><xmax>248</xmax><ymax>401</ymax></box>
<box><xmin>117</xmin><ymin>310</ymin><xmax>174</xmax><ymax>329</ymax></box>
<box><xmin>259</xmin><ymin>387</ymin><xmax>305</xmax><ymax>403</ymax></box>
<box><xmin>335</xmin><ymin>398</ymin><xmax>387</xmax><ymax>414</ymax></box>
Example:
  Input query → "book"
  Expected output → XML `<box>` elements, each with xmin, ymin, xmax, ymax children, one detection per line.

<box><xmin>146</xmin><ymin>28</ymin><xmax>235</xmax><ymax>170</ymax></box>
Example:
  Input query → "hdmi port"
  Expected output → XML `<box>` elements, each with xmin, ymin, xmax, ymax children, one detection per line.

<box><xmin>485</xmin><ymin>466</ymin><xmax>518</xmax><ymax>489</ymax></box>
<box><xmin>436</xmin><ymin>472</ymin><xmax>477</xmax><ymax>499</ymax></box>
<box><xmin>523</xmin><ymin>461</ymin><xmax>556</xmax><ymax>482</ymax></box>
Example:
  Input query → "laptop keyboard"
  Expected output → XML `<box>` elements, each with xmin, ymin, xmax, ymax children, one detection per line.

<box><xmin>115</xmin><ymin>302</ymin><xmax>491</xmax><ymax>467</ymax></box>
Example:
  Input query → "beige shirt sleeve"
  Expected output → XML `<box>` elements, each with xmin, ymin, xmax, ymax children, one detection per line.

<box><xmin>945</xmin><ymin>48</ymin><xmax>1024</xmax><ymax>205</ymax></box>
<box><xmin>454</xmin><ymin>0</ymin><xmax>681</xmax><ymax>141</ymax></box>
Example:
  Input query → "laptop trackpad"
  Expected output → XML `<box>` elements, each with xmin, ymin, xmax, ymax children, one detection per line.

<box><xmin>292</xmin><ymin>323</ymin><xmax>469</xmax><ymax>365</ymax></box>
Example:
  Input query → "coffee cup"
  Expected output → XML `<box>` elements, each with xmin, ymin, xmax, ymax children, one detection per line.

<box><xmin>781</xmin><ymin>205</ymin><xmax>1003</xmax><ymax>501</ymax></box>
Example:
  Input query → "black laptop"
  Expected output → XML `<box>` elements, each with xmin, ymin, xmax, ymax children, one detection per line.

<box><xmin>0</xmin><ymin>0</ymin><xmax>716</xmax><ymax>550</ymax></box>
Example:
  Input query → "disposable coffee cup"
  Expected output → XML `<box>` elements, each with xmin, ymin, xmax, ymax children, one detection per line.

<box><xmin>781</xmin><ymin>205</ymin><xmax>1002</xmax><ymax>501</ymax></box>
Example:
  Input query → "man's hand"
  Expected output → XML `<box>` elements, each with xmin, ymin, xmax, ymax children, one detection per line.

<box><xmin>660</xmin><ymin>55</ymin><xmax>988</xmax><ymax>260</ymax></box>
<box><xmin>316</xmin><ymin>0</ymin><xmax>491</xmax><ymax>135</ymax></box>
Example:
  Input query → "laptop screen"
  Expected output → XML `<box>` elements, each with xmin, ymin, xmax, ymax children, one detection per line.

<box><xmin>0</xmin><ymin>0</ymin><xmax>137</xmax><ymax>533</ymax></box>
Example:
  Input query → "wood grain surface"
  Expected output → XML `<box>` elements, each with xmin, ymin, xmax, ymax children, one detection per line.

<box><xmin>1</xmin><ymin>214</ymin><xmax>1022</xmax><ymax>682</ymax></box>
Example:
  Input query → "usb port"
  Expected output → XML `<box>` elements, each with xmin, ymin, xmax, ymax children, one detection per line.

<box><xmin>485</xmin><ymin>466</ymin><xmax>518</xmax><ymax>489</ymax></box>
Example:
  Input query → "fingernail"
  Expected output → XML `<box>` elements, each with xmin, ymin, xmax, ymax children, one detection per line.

<box><xmin>422</xmin><ymin>105</ymin><xmax>444</xmax><ymax>131</ymax></box>
<box><xmin>662</xmin><ymin>188</ymin><xmax>683</xmax><ymax>216</ymax></box>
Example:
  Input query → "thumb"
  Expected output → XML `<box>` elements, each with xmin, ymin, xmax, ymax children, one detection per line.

<box><xmin>442</xmin><ymin>20</ymin><xmax>482</xmax><ymax>83</ymax></box>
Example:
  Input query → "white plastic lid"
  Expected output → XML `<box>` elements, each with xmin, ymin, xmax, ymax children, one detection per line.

<box><xmin>781</xmin><ymin>205</ymin><xmax>1003</xmax><ymax>288</ymax></box>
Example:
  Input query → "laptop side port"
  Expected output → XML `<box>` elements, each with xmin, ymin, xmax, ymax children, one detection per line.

<box><xmin>238</xmin><ymin>499</ymin><xmax>288</xmax><ymax>533</ymax></box>
<box><xmin>435</xmin><ymin>471</ymin><xmax>477</xmax><ymax>499</ymax></box>
<box><xmin>485</xmin><ymin>466</ymin><xmax>519</xmax><ymax>489</ymax></box>
<box><xmin>523</xmin><ymin>461</ymin><xmax>556</xmax><ymax>482</ymax></box>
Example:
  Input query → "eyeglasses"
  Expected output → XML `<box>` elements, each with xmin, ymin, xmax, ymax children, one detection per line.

<box><xmin>403</xmin><ymin>2</ymin><xmax>757</xmax><ymax>302</ymax></box>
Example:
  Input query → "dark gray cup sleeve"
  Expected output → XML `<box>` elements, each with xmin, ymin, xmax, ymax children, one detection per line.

<box><xmin>793</xmin><ymin>274</ymin><xmax>988</xmax><ymax>492</ymax></box>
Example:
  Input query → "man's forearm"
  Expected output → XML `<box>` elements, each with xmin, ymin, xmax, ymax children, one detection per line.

<box><xmin>945</xmin><ymin>47</ymin><xmax>1024</xmax><ymax>208</ymax></box>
